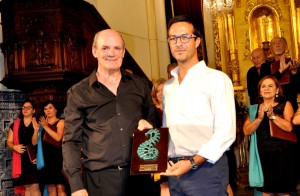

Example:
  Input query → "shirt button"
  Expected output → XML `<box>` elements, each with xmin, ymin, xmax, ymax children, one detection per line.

<box><xmin>117</xmin><ymin>113</ymin><xmax>121</xmax><ymax>116</ymax></box>
<box><xmin>122</xmin><ymin>144</ymin><xmax>126</xmax><ymax>147</ymax></box>
<box><xmin>120</xmin><ymin>128</ymin><xmax>123</xmax><ymax>131</ymax></box>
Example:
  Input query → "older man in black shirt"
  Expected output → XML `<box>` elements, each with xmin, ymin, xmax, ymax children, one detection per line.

<box><xmin>62</xmin><ymin>29</ymin><xmax>159</xmax><ymax>196</ymax></box>
<box><xmin>246</xmin><ymin>48</ymin><xmax>266</xmax><ymax>105</ymax></box>
<box><xmin>260</xmin><ymin>37</ymin><xmax>300</xmax><ymax>111</ymax></box>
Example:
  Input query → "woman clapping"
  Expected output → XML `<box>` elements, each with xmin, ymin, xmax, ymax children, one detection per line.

<box><xmin>39</xmin><ymin>100</ymin><xmax>68</xmax><ymax>196</ymax></box>
<box><xmin>243</xmin><ymin>76</ymin><xmax>297</xmax><ymax>195</ymax></box>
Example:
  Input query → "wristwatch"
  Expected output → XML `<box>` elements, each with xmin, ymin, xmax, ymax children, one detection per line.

<box><xmin>189</xmin><ymin>157</ymin><xmax>198</xmax><ymax>170</ymax></box>
<box><xmin>271</xmin><ymin>115</ymin><xmax>276</xmax><ymax>120</ymax></box>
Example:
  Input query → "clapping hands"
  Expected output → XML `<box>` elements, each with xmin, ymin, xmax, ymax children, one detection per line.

<box><xmin>39</xmin><ymin>116</ymin><xmax>48</xmax><ymax>127</ymax></box>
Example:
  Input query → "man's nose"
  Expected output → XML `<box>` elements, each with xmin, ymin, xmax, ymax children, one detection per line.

<box><xmin>107</xmin><ymin>49</ymin><xmax>116</xmax><ymax>56</ymax></box>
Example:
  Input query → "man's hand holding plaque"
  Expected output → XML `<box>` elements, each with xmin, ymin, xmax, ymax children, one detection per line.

<box><xmin>130</xmin><ymin>128</ymin><xmax>169</xmax><ymax>174</ymax></box>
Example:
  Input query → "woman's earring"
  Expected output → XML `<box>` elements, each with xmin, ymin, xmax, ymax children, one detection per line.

<box><xmin>275</xmin><ymin>93</ymin><xmax>279</xmax><ymax>98</ymax></box>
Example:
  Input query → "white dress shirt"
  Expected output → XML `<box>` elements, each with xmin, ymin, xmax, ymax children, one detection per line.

<box><xmin>162</xmin><ymin>60</ymin><xmax>236</xmax><ymax>164</ymax></box>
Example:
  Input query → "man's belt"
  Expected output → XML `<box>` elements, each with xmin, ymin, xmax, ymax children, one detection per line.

<box><xmin>105</xmin><ymin>163</ymin><xmax>130</xmax><ymax>171</ymax></box>
<box><xmin>169</xmin><ymin>156</ymin><xmax>194</xmax><ymax>163</ymax></box>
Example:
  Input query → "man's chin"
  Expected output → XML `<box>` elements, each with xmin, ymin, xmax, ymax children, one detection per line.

<box><xmin>274</xmin><ymin>52</ymin><xmax>285</xmax><ymax>56</ymax></box>
<box><xmin>174</xmin><ymin>55</ymin><xmax>186</xmax><ymax>62</ymax></box>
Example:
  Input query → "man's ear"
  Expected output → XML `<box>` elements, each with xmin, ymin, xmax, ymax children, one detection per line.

<box><xmin>92</xmin><ymin>47</ymin><xmax>97</xmax><ymax>58</ymax></box>
<box><xmin>195</xmin><ymin>37</ymin><xmax>201</xmax><ymax>49</ymax></box>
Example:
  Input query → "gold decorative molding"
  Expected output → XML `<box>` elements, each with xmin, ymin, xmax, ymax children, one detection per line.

<box><xmin>244</xmin><ymin>32</ymin><xmax>251</xmax><ymax>60</ymax></box>
<box><xmin>211</xmin><ymin>9</ymin><xmax>242</xmax><ymax>86</ymax></box>
<box><xmin>236</xmin><ymin>0</ymin><xmax>242</xmax><ymax>8</ymax></box>
<box><xmin>244</xmin><ymin>0</ymin><xmax>282</xmax><ymax>53</ymax></box>
<box><xmin>230</xmin><ymin>58</ymin><xmax>241</xmax><ymax>87</ymax></box>
<box><xmin>213</xmin><ymin>16</ymin><xmax>222</xmax><ymax>70</ymax></box>
<box><xmin>212</xmin><ymin>11</ymin><xmax>241</xmax><ymax>86</ymax></box>
<box><xmin>245</xmin><ymin>0</ymin><xmax>282</xmax><ymax>23</ymax></box>
<box><xmin>280</xmin><ymin>27</ymin><xmax>284</xmax><ymax>37</ymax></box>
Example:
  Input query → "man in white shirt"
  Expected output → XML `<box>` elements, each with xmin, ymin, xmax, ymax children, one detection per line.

<box><xmin>161</xmin><ymin>15</ymin><xmax>236</xmax><ymax>196</ymax></box>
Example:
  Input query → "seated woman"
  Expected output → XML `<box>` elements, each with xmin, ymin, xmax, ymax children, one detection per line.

<box><xmin>243</xmin><ymin>75</ymin><xmax>297</xmax><ymax>196</ymax></box>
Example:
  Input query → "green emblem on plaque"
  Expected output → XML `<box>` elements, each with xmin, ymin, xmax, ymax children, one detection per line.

<box><xmin>137</xmin><ymin>129</ymin><xmax>160</xmax><ymax>160</ymax></box>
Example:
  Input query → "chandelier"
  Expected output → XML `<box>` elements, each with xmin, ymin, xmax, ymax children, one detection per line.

<box><xmin>203</xmin><ymin>0</ymin><xmax>234</xmax><ymax>14</ymax></box>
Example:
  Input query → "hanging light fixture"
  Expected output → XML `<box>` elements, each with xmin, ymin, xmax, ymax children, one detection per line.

<box><xmin>203</xmin><ymin>0</ymin><xmax>234</xmax><ymax>14</ymax></box>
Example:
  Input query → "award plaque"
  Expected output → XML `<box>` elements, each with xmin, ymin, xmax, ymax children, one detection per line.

<box><xmin>130</xmin><ymin>128</ymin><xmax>169</xmax><ymax>175</ymax></box>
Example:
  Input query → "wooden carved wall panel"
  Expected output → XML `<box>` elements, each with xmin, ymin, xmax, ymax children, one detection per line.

<box><xmin>0</xmin><ymin>0</ymin><xmax>147</xmax><ymax>112</ymax></box>
<box><xmin>26</xmin><ymin>30</ymin><xmax>55</xmax><ymax>71</ymax></box>
<box><xmin>81</xmin><ymin>5</ymin><xmax>110</xmax><ymax>73</ymax></box>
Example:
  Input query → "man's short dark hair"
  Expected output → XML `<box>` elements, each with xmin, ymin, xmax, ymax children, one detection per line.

<box><xmin>167</xmin><ymin>15</ymin><xmax>202</xmax><ymax>38</ymax></box>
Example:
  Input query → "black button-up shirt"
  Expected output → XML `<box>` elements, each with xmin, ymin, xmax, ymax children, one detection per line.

<box><xmin>62</xmin><ymin>69</ymin><xmax>159</xmax><ymax>192</ymax></box>
<box><xmin>246</xmin><ymin>66</ymin><xmax>260</xmax><ymax>105</ymax></box>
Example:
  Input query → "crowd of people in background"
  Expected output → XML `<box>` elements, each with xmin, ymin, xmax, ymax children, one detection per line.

<box><xmin>246</xmin><ymin>36</ymin><xmax>300</xmax><ymax>195</ymax></box>
<box><xmin>6</xmin><ymin>14</ymin><xmax>300</xmax><ymax>196</ymax></box>
<box><xmin>7</xmin><ymin>100</ymin><xmax>70</xmax><ymax>196</ymax></box>
<box><xmin>244</xmin><ymin>76</ymin><xmax>298</xmax><ymax>195</ymax></box>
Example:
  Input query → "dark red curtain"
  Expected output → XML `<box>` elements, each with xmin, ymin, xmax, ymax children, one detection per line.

<box><xmin>296</xmin><ymin>0</ymin><xmax>300</xmax><ymax>8</ymax></box>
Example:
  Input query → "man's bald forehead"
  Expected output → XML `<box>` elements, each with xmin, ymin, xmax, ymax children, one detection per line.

<box><xmin>252</xmin><ymin>48</ymin><xmax>264</xmax><ymax>55</ymax></box>
<box><xmin>93</xmin><ymin>29</ymin><xmax>125</xmax><ymax>49</ymax></box>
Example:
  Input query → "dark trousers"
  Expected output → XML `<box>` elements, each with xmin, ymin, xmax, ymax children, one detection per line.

<box><xmin>168</xmin><ymin>154</ymin><xmax>229</xmax><ymax>196</ymax></box>
<box><xmin>83</xmin><ymin>168</ymin><xmax>129</xmax><ymax>196</ymax></box>
<box><xmin>127</xmin><ymin>174</ymin><xmax>160</xmax><ymax>196</ymax></box>
<box><xmin>226</xmin><ymin>147</ymin><xmax>237</xmax><ymax>191</ymax></box>
<box><xmin>83</xmin><ymin>168</ymin><xmax>159</xmax><ymax>196</ymax></box>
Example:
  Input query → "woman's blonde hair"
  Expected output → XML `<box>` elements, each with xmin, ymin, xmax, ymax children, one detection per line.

<box><xmin>152</xmin><ymin>78</ymin><xmax>166</xmax><ymax>106</ymax></box>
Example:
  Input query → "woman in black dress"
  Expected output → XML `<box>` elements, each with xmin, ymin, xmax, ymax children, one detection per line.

<box><xmin>244</xmin><ymin>76</ymin><xmax>297</xmax><ymax>195</ymax></box>
<box><xmin>39</xmin><ymin>100</ymin><xmax>68</xmax><ymax>196</ymax></box>
<box><xmin>6</xmin><ymin>100</ymin><xmax>41</xmax><ymax>196</ymax></box>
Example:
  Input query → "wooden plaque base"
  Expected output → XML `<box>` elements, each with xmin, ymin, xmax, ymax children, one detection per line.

<box><xmin>130</xmin><ymin>128</ymin><xmax>169</xmax><ymax>175</ymax></box>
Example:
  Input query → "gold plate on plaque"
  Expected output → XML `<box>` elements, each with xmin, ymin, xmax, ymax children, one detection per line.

<box><xmin>130</xmin><ymin>128</ymin><xmax>169</xmax><ymax>175</ymax></box>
